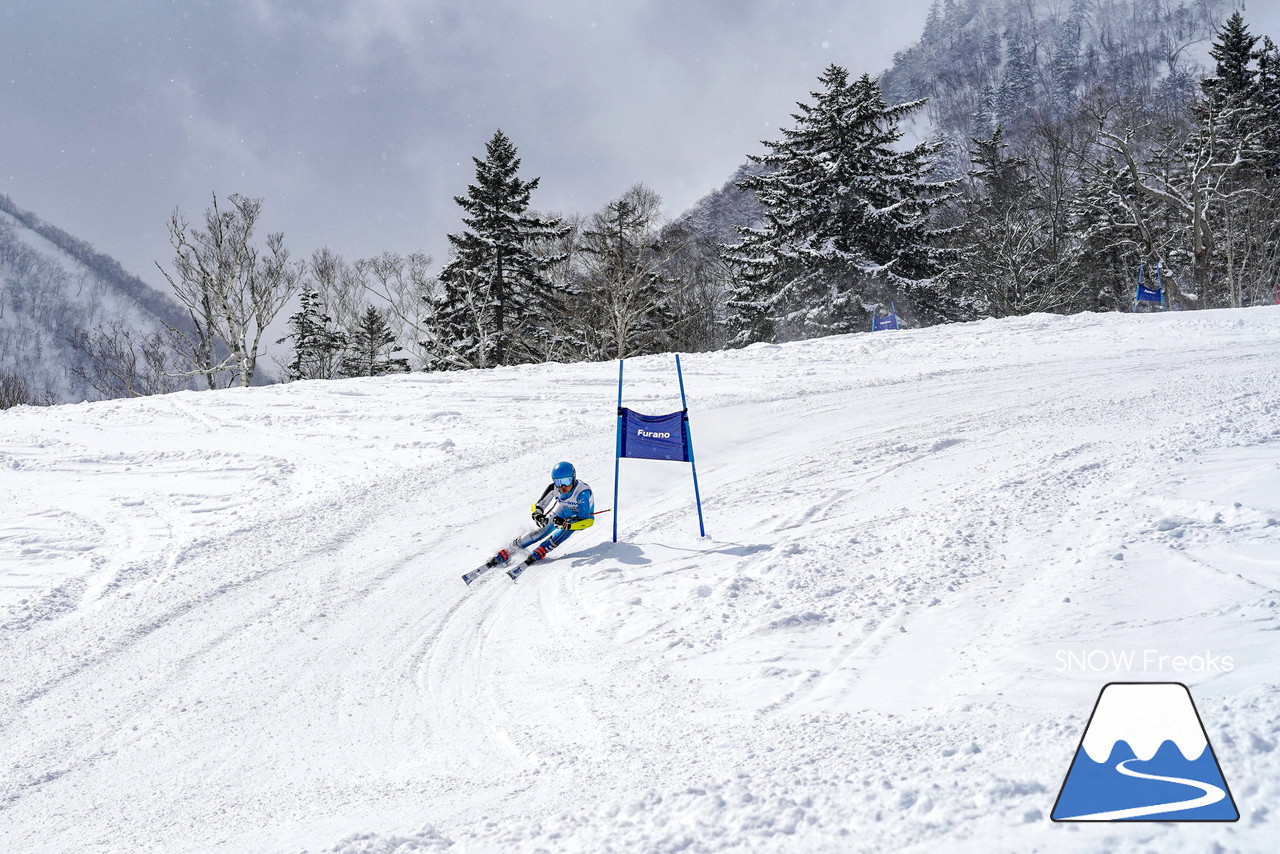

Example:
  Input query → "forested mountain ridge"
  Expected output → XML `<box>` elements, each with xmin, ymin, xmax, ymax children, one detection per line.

<box><xmin>0</xmin><ymin>195</ymin><xmax>189</xmax><ymax>404</ymax></box>
<box><xmin>879</xmin><ymin>0</ymin><xmax>1234</xmax><ymax>169</ymax></box>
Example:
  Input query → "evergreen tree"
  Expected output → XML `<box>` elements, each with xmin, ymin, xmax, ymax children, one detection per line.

<box><xmin>1199</xmin><ymin>11</ymin><xmax>1263</xmax><ymax>163</ymax></box>
<box><xmin>1065</xmin><ymin>162</ymin><xmax>1140</xmax><ymax>312</ymax></box>
<box><xmin>431</xmin><ymin>130</ymin><xmax>570</xmax><ymax>369</ymax></box>
<box><xmin>280</xmin><ymin>286</ymin><xmax>347</xmax><ymax>381</ymax></box>
<box><xmin>922</xmin><ymin>0</ymin><xmax>945</xmax><ymax>46</ymax></box>
<box><xmin>342</xmin><ymin>306</ymin><xmax>409</xmax><ymax>377</ymax></box>
<box><xmin>1049</xmin><ymin>1</ymin><xmax>1087</xmax><ymax>111</ymax></box>
<box><xmin>722</xmin><ymin>65</ymin><xmax>953</xmax><ymax>344</ymax></box>
<box><xmin>997</xmin><ymin>31</ymin><xmax>1037</xmax><ymax>137</ymax></box>
<box><xmin>1204</xmin><ymin>11</ymin><xmax>1260</xmax><ymax>103</ymax></box>
<box><xmin>1192</xmin><ymin>12</ymin><xmax>1277</xmax><ymax>306</ymax></box>
<box><xmin>971</xmin><ymin>84</ymin><xmax>998</xmax><ymax>140</ymax></box>
<box><xmin>1254</xmin><ymin>36</ymin><xmax>1280</xmax><ymax>178</ymax></box>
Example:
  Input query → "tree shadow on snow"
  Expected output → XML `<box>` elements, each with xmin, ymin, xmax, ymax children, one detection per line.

<box><xmin>656</xmin><ymin>541</ymin><xmax>773</xmax><ymax>558</ymax></box>
<box><xmin>569</xmin><ymin>541</ymin><xmax>652</xmax><ymax>568</ymax></box>
<box><xmin>568</xmin><ymin>540</ymin><xmax>772</xmax><ymax>571</ymax></box>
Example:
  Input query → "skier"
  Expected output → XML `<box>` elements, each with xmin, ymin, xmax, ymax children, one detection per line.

<box><xmin>487</xmin><ymin>461</ymin><xmax>594</xmax><ymax>574</ymax></box>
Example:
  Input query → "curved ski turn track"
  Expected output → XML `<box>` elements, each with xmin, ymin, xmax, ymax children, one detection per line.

<box><xmin>2</xmin><ymin>310</ymin><xmax>1279</xmax><ymax>853</ymax></box>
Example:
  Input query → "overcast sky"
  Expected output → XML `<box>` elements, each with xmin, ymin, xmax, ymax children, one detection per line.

<box><xmin>1</xmin><ymin>0</ymin><xmax>939</xmax><ymax>287</ymax></box>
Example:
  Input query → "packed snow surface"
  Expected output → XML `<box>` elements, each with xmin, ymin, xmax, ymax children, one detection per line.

<box><xmin>2</xmin><ymin>309</ymin><xmax>1279</xmax><ymax>852</ymax></box>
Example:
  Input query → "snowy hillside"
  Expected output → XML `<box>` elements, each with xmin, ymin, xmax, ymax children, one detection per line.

<box><xmin>2</xmin><ymin>308</ymin><xmax>1278</xmax><ymax>852</ymax></box>
<box><xmin>0</xmin><ymin>197</ymin><xmax>187</xmax><ymax>402</ymax></box>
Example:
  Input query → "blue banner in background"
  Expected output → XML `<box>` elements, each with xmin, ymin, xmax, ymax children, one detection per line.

<box><xmin>1133</xmin><ymin>264</ymin><xmax>1166</xmax><ymax>310</ymax></box>
<box><xmin>872</xmin><ymin>312</ymin><xmax>899</xmax><ymax>331</ymax></box>
<box><xmin>619</xmin><ymin>408</ymin><xmax>689</xmax><ymax>462</ymax></box>
<box><xmin>1135</xmin><ymin>283</ymin><xmax>1163</xmax><ymax>303</ymax></box>
<box><xmin>872</xmin><ymin>301</ymin><xmax>900</xmax><ymax>331</ymax></box>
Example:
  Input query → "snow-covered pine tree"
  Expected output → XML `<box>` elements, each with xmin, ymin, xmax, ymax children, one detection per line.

<box><xmin>430</xmin><ymin>130</ymin><xmax>570</xmax><ymax>369</ymax></box>
<box><xmin>1196</xmin><ymin>13</ymin><xmax>1280</xmax><ymax>307</ymax></box>
<box><xmin>722</xmin><ymin>65</ymin><xmax>953</xmax><ymax>345</ymax></box>
<box><xmin>1049</xmin><ymin>1</ymin><xmax>1088</xmax><ymax>112</ymax></box>
<box><xmin>1198</xmin><ymin>10</ymin><xmax>1263</xmax><ymax>163</ymax></box>
<box><xmin>1205</xmin><ymin>11</ymin><xmax>1260</xmax><ymax>104</ymax></box>
<box><xmin>1255</xmin><ymin>36</ymin><xmax>1280</xmax><ymax>178</ymax></box>
<box><xmin>280</xmin><ymin>286</ymin><xmax>347</xmax><ymax>381</ymax></box>
<box><xmin>1064</xmin><ymin>159</ymin><xmax>1141</xmax><ymax>312</ymax></box>
<box><xmin>342</xmin><ymin>306</ymin><xmax>409</xmax><ymax>377</ymax></box>
<box><xmin>996</xmin><ymin>31</ymin><xmax>1037</xmax><ymax>138</ymax></box>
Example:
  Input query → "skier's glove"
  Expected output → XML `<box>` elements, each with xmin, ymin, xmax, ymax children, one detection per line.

<box><xmin>532</xmin><ymin>509</ymin><xmax>548</xmax><ymax>526</ymax></box>
<box><xmin>553</xmin><ymin>516</ymin><xmax>573</xmax><ymax>531</ymax></box>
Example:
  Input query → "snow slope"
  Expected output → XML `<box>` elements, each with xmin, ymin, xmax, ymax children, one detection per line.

<box><xmin>0</xmin><ymin>201</ymin><xmax>188</xmax><ymax>402</ymax></box>
<box><xmin>2</xmin><ymin>309</ymin><xmax>1278</xmax><ymax>852</ymax></box>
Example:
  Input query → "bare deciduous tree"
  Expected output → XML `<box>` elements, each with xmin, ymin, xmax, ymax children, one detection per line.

<box><xmin>159</xmin><ymin>193</ymin><xmax>303</xmax><ymax>387</ymax></box>
<box><xmin>577</xmin><ymin>184</ymin><xmax>674</xmax><ymax>359</ymax></box>
<box><xmin>0</xmin><ymin>370</ymin><xmax>37</xmax><ymax>409</ymax></box>
<box><xmin>67</xmin><ymin>322</ymin><xmax>187</xmax><ymax>399</ymax></box>
<box><xmin>1089</xmin><ymin>101</ymin><xmax>1255</xmax><ymax>306</ymax></box>
<box><xmin>358</xmin><ymin>251</ymin><xmax>436</xmax><ymax>371</ymax></box>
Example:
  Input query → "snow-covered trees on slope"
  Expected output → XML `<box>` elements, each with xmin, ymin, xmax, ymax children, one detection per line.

<box><xmin>844</xmin><ymin>0</ymin><xmax>1280</xmax><ymax>317</ymax></box>
<box><xmin>722</xmin><ymin>66</ymin><xmax>954</xmax><ymax>344</ymax></box>
<box><xmin>280</xmin><ymin>286</ymin><xmax>348</xmax><ymax>382</ymax></box>
<box><xmin>422</xmin><ymin>136</ymin><xmax>725</xmax><ymax>369</ymax></box>
<box><xmin>1072</xmin><ymin>10</ymin><xmax>1280</xmax><ymax>309</ymax></box>
<box><xmin>342</xmin><ymin>306</ymin><xmax>410</xmax><ymax>378</ymax></box>
<box><xmin>0</xmin><ymin>370</ymin><xmax>43</xmax><ymax>409</ymax></box>
<box><xmin>18</xmin><ymin>2</ymin><xmax>1280</xmax><ymax>403</ymax></box>
<box><xmin>1</xmin><ymin>200</ymin><xmax>186</xmax><ymax>404</ymax></box>
<box><xmin>67</xmin><ymin>322</ymin><xmax>186</xmax><ymax>399</ymax></box>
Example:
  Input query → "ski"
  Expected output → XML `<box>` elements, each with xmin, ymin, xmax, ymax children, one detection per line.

<box><xmin>461</xmin><ymin>564</ymin><xmax>489</xmax><ymax>586</ymax></box>
<box><xmin>462</xmin><ymin>559</ymin><xmax>503</xmax><ymax>586</ymax></box>
<box><xmin>464</xmin><ymin>547</ymin><xmax>526</xmax><ymax>586</ymax></box>
<box><xmin>506</xmin><ymin>562</ymin><xmax>531</xmax><ymax>582</ymax></box>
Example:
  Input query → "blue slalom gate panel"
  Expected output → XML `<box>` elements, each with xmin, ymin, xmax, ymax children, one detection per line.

<box><xmin>619</xmin><ymin>408</ymin><xmax>689</xmax><ymax>462</ymax></box>
<box><xmin>872</xmin><ymin>313</ymin><xmax>899</xmax><ymax>331</ymax></box>
<box><xmin>1133</xmin><ymin>264</ymin><xmax>1166</xmax><ymax>311</ymax></box>
<box><xmin>872</xmin><ymin>301</ymin><xmax>900</xmax><ymax>331</ymax></box>
<box><xmin>1135</xmin><ymin>283</ymin><xmax>1164</xmax><ymax>304</ymax></box>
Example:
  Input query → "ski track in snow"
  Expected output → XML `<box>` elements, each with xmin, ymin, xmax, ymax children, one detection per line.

<box><xmin>1</xmin><ymin>309</ymin><xmax>1279</xmax><ymax>852</ymax></box>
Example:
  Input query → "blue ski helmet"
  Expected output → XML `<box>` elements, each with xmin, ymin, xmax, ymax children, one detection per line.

<box><xmin>551</xmin><ymin>461</ymin><xmax>576</xmax><ymax>494</ymax></box>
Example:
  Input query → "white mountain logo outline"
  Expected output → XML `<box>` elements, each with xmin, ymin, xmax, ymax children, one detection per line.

<box><xmin>1051</xmin><ymin>682</ymin><xmax>1240</xmax><ymax>822</ymax></box>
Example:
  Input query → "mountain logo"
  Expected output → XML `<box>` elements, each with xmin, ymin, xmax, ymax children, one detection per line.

<box><xmin>1052</xmin><ymin>682</ymin><xmax>1239</xmax><ymax>821</ymax></box>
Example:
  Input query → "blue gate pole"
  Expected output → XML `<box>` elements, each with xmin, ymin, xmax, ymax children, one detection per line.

<box><xmin>613</xmin><ymin>360</ymin><xmax>623</xmax><ymax>543</ymax></box>
<box><xmin>1158</xmin><ymin>265</ymin><xmax>1166</xmax><ymax>310</ymax></box>
<box><xmin>675</xmin><ymin>355</ymin><xmax>707</xmax><ymax>538</ymax></box>
<box><xmin>890</xmin><ymin>301</ymin><xmax>898</xmax><ymax>330</ymax></box>
<box><xmin>1133</xmin><ymin>264</ymin><xmax>1144</xmax><ymax>312</ymax></box>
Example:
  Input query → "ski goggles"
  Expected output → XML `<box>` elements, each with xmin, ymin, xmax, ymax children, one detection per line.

<box><xmin>554</xmin><ymin>476</ymin><xmax>574</xmax><ymax>492</ymax></box>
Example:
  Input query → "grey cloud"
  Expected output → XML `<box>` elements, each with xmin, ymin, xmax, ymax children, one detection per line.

<box><xmin>4</xmin><ymin>1</ymin><xmax>939</xmax><ymax>283</ymax></box>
